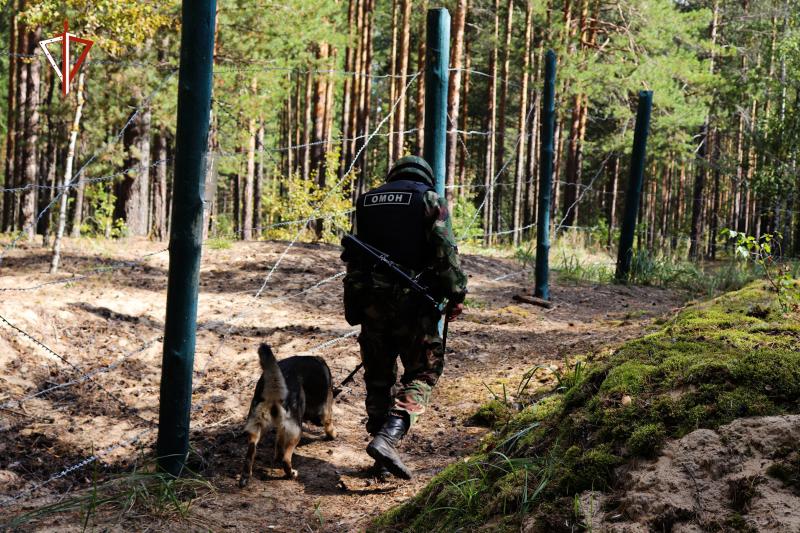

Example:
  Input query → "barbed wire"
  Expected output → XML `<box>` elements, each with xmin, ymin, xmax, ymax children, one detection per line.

<box><xmin>0</xmin><ymin>69</ymin><xmax>178</xmax><ymax>263</ymax></box>
<box><xmin>0</xmin><ymin>158</ymin><xmax>172</xmax><ymax>194</ymax></box>
<box><xmin>458</xmin><ymin>88</ymin><xmax>539</xmax><ymax>242</ymax></box>
<box><xmin>0</xmin><ymin>428</ymin><xmax>153</xmax><ymax>508</ymax></box>
<box><xmin>0</xmin><ymin>247</ymin><xmax>168</xmax><ymax>292</ymax></box>
<box><xmin>0</xmin><ymin>336</ymin><xmax>162</xmax><ymax>411</ymax></box>
<box><xmin>0</xmin><ymin>314</ymin><xmax>153</xmax><ymax>426</ymax></box>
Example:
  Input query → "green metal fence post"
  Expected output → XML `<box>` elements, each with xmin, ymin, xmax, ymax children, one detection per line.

<box><xmin>615</xmin><ymin>90</ymin><xmax>653</xmax><ymax>282</ymax></box>
<box><xmin>156</xmin><ymin>0</ymin><xmax>217</xmax><ymax>477</ymax></box>
<box><xmin>535</xmin><ymin>50</ymin><xmax>556</xmax><ymax>300</ymax></box>
<box><xmin>423</xmin><ymin>7</ymin><xmax>450</xmax><ymax>198</ymax></box>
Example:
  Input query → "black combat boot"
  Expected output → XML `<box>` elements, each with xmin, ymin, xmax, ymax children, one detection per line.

<box><xmin>366</xmin><ymin>414</ymin><xmax>412</xmax><ymax>480</ymax></box>
<box><xmin>369</xmin><ymin>461</ymin><xmax>391</xmax><ymax>480</ymax></box>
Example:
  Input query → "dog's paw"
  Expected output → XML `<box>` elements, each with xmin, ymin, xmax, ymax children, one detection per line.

<box><xmin>238</xmin><ymin>475</ymin><xmax>250</xmax><ymax>488</ymax></box>
<box><xmin>285</xmin><ymin>469</ymin><xmax>298</xmax><ymax>480</ymax></box>
<box><xmin>325</xmin><ymin>429</ymin><xmax>337</xmax><ymax>440</ymax></box>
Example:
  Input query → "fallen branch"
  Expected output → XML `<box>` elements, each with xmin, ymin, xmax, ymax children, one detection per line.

<box><xmin>512</xmin><ymin>293</ymin><xmax>554</xmax><ymax>309</ymax></box>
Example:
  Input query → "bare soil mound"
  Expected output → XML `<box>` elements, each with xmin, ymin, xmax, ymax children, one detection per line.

<box><xmin>584</xmin><ymin>415</ymin><xmax>800</xmax><ymax>532</ymax></box>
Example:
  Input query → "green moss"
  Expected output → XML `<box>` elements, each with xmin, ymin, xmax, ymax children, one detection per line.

<box><xmin>556</xmin><ymin>444</ymin><xmax>622</xmax><ymax>493</ymax></box>
<box><xmin>379</xmin><ymin>282</ymin><xmax>800</xmax><ymax>530</ymax></box>
<box><xmin>626</xmin><ymin>423</ymin><xmax>666</xmax><ymax>457</ymax></box>
<box><xmin>472</xmin><ymin>399</ymin><xmax>511</xmax><ymax>427</ymax></box>
<box><xmin>601</xmin><ymin>361</ymin><xmax>659</xmax><ymax>394</ymax></box>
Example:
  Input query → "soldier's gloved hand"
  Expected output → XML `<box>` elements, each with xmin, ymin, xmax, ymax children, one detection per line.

<box><xmin>446</xmin><ymin>303</ymin><xmax>464</xmax><ymax>321</ymax></box>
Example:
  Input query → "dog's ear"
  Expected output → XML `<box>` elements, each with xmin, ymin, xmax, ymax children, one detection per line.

<box><xmin>258</xmin><ymin>343</ymin><xmax>275</xmax><ymax>369</ymax></box>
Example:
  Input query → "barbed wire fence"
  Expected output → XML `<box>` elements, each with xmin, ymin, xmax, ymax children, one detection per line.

<box><xmin>0</xmin><ymin>34</ymin><xmax>737</xmax><ymax>516</ymax></box>
<box><xmin>0</xmin><ymin>57</ymin><xmax>448</xmax><ymax>512</ymax></box>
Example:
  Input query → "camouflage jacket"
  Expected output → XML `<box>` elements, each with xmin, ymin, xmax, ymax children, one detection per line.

<box><xmin>343</xmin><ymin>190</ymin><xmax>468</xmax><ymax>314</ymax></box>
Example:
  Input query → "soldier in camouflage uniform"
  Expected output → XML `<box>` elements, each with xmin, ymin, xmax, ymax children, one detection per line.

<box><xmin>341</xmin><ymin>156</ymin><xmax>468</xmax><ymax>479</ymax></box>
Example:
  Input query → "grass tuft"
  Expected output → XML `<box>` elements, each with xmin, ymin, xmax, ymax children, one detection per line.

<box><xmin>375</xmin><ymin>281</ymin><xmax>800</xmax><ymax>531</ymax></box>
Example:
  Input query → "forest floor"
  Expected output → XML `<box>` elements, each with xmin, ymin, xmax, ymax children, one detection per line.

<box><xmin>0</xmin><ymin>237</ymin><xmax>687</xmax><ymax>531</ymax></box>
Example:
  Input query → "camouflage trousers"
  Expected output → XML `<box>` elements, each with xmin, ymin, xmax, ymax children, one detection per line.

<box><xmin>358</xmin><ymin>297</ymin><xmax>444</xmax><ymax>434</ymax></box>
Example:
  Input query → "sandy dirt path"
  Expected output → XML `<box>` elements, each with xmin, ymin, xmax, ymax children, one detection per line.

<box><xmin>0</xmin><ymin>238</ymin><xmax>686</xmax><ymax>531</ymax></box>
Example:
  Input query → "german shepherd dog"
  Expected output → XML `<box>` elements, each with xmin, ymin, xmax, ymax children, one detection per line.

<box><xmin>239</xmin><ymin>344</ymin><xmax>336</xmax><ymax>487</ymax></box>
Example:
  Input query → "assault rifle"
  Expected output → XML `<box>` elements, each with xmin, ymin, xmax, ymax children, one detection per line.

<box><xmin>341</xmin><ymin>233</ymin><xmax>447</xmax><ymax>313</ymax></box>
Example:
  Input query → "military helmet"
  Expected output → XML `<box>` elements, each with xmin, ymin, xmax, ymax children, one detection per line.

<box><xmin>386</xmin><ymin>155</ymin><xmax>434</xmax><ymax>186</ymax></box>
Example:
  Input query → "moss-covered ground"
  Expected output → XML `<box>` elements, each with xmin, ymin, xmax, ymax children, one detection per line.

<box><xmin>375</xmin><ymin>281</ymin><xmax>800</xmax><ymax>532</ymax></box>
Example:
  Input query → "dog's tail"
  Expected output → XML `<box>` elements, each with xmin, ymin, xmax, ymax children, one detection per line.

<box><xmin>258</xmin><ymin>343</ymin><xmax>287</xmax><ymax>400</ymax></box>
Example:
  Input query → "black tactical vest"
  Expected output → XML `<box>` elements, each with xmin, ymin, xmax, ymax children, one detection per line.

<box><xmin>355</xmin><ymin>179</ymin><xmax>433</xmax><ymax>272</ymax></box>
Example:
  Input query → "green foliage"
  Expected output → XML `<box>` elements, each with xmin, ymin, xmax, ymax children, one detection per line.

<box><xmin>378</xmin><ymin>282</ymin><xmax>800</xmax><ymax>530</ymax></box>
<box><xmin>452</xmin><ymin>194</ymin><xmax>483</xmax><ymax>243</ymax></box>
<box><xmin>724</xmin><ymin>229</ymin><xmax>800</xmax><ymax>312</ymax></box>
<box><xmin>260</xmin><ymin>158</ymin><xmax>353</xmax><ymax>243</ymax></box>
<box><xmin>79</xmin><ymin>184</ymin><xmax>126</xmax><ymax>238</ymax></box>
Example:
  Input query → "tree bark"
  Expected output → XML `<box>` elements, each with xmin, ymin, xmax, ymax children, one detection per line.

<box><xmin>512</xmin><ymin>0</ymin><xmax>533</xmax><ymax>245</ymax></box>
<box><xmin>388</xmin><ymin>0</ymin><xmax>399</xmax><ymax>165</ymax></box>
<box><xmin>50</xmin><ymin>72</ymin><xmax>86</xmax><ymax>274</ymax></box>
<box><xmin>445</xmin><ymin>0</ymin><xmax>467</xmax><ymax>205</ymax></box>
<box><xmin>12</xmin><ymin>17</ymin><xmax>28</xmax><ymax>233</ymax></box>
<box><xmin>114</xmin><ymin>97</ymin><xmax>152</xmax><ymax>236</ymax></box>
<box><xmin>457</xmin><ymin>22</ymin><xmax>471</xmax><ymax>198</ymax></box>
<box><xmin>339</xmin><ymin>0</ymin><xmax>357</xmax><ymax>180</ymax></box>
<box><xmin>414</xmin><ymin>4</ymin><xmax>426</xmax><ymax>155</ymax></box>
<box><xmin>302</xmin><ymin>68</ymin><xmax>313</xmax><ymax>181</ymax></box>
<box><xmin>393</xmin><ymin>0</ymin><xmax>412</xmax><ymax>159</ymax></box>
<box><xmin>482</xmin><ymin>0</ymin><xmax>500</xmax><ymax>244</ymax></box>
<box><xmin>493</xmin><ymin>0</ymin><xmax>514</xmax><ymax>236</ymax></box>
<box><xmin>311</xmin><ymin>43</ymin><xmax>329</xmax><ymax>181</ymax></box>
<box><xmin>20</xmin><ymin>28</ymin><xmax>40</xmax><ymax>241</ymax></box>
<box><xmin>152</xmin><ymin>127</ymin><xmax>168</xmax><ymax>240</ymax></box>
<box><xmin>2</xmin><ymin>8</ymin><xmax>17</xmax><ymax>232</ymax></box>
<box><xmin>254</xmin><ymin>122</ymin><xmax>264</xmax><ymax>234</ymax></box>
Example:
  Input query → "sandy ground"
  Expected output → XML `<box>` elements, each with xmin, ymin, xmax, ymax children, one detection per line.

<box><xmin>0</xmin><ymin>237</ymin><xmax>685</xmax><ymax>531</ymax></box>
<box><xmin>581</xmin><ymin>415</ymin><xmax>800</xmax><ymax>532</ymax></box>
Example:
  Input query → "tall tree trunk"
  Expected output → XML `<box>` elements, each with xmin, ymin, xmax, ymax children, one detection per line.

<box><xmin>50</xmin><ymin>72</ymin><xmax>86</xmax><ymax>274</ymax></box>
<box><xmin>114</xmin><ymin>97</ymin><xmax>152</xmax><ymax>236</ymax></box>
<box><xmin>387</xmin><ymin>0</ymin><xmax>399</xmax><ymax>165</ymax></box>
<box><xmin>606</xmin><ymin>155</ymin><xmax>619</xmax><ymax>249</ymax></box>
<box><xmin>393</xmin><ymin>0</ymin><xmax>412</xmax><ymax>159</ymax></box>
<box><xmin>40</xmin><ymin>69</ymin><xmax>57</xmax><ymax>242</ymax></box>
<box><xmin>20</xmin><ymin>28</ymin><xmax>40</xmax><ymax>241</ymax></box>
<box><xmin>524</xmin><ymin>45</ymin><xmax>543</xmax><ymax>230</ymax></box>
<box><xmin>457</xmin><ymin>21</ymin><xmax>471</xmax><ymax>198</ymax></box>
<box><xmin>2</xmin><ymin>8</ymin><xmax>17</xmax><ymax>232</ymax></box>
<box><xmin>286</xmin><ymin>75</ymin><xmax>294</xmax><ymax>176</ymax></box>
<box><xmin>708</xmin><ymin>131</ymin><xmax>721</xmax><ymax>259</ymax></box>
<box><xmin>512</xmin><ymin>0</ymin><xmax>533</xmax><ymax>245</ymax></box>
<box><xmin>339</xmin><ymin>0</ymin><xmax>357</xmax><ymax>180</ymax></box>
<box><xmin>414</xmin><ymin>4</ymin><xmax>426</xmax><ymax>155</ymax></box>
<box><xmin>254</xmin><ymin>122</ymin><xmax>264</xmax><ymax>234</ymax></box>
<box><xmin>689</xmin><ymin>0</ymin><xmax>719</xmax><ymax>259</ymax></box>
<box><xmin>243</xmin><ymin>77</ymin><xmax>257</xmax><ymax>241</ymax></box>
<box><xmin>152</xmin><ymin>127</ymin><xmax>168</xmax><ymax>240</ymax></box>
<box><xmin>311</xmin><ymin>43</ymin><xmax>330</xmax><ymax>181</ymax></box>
<box><xmin>302</xmin><ymin>68</ymin><xmax>313</xmax><ymax>181</ymax></box>
<box><xmin>69</xmin><ymin>57</ymin><xmax>90</xmax><ymax>238</ymax></box>
<box><xmin>445</xmin><ymin>0</ymin><xmax>467</xmax><ymax>205</ymax></box>
<box><xmin>482</xmin><ymin>0</ymin><xmax>500</xmax><ymax>244</ymax></box>
<box><xmin>360</xmin><ymin>0</ymin><xmax>375</xmax><ymax>192</ymax></box>
<box><xmin>493</xmin><ymin>0</ymin><xmax>514</xmax><ymax>236</ymax></box>
<box><xmin>13</xmin><ymin>18</ymin><xmax>28</xmax><ymax>233</ymax></box>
